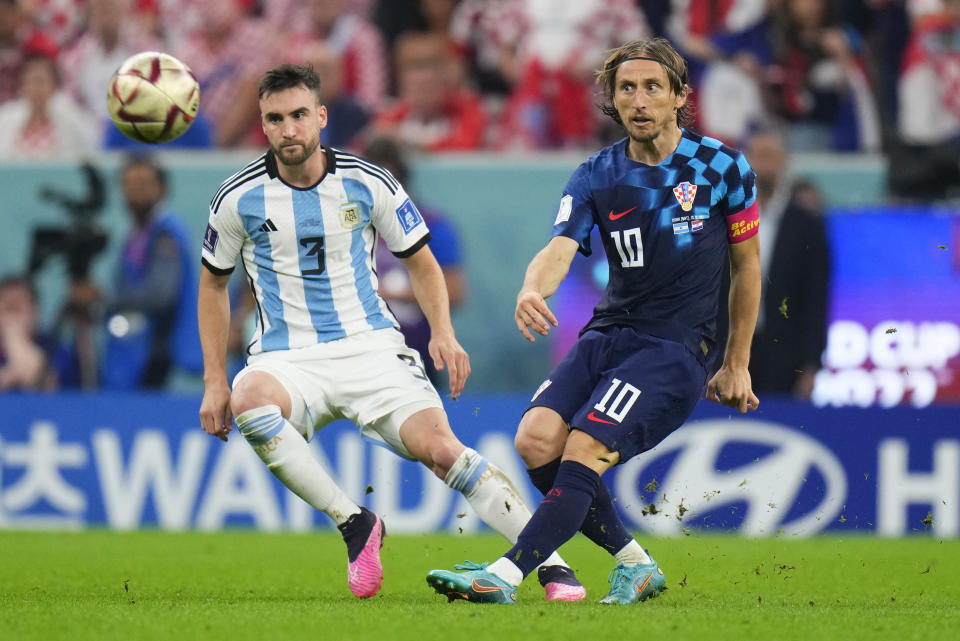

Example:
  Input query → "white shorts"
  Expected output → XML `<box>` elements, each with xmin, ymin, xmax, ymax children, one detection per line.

<box><xmin>233</xmin><ymin>328</ymin><xmax>442</xmax><ymax>459</ymax></box>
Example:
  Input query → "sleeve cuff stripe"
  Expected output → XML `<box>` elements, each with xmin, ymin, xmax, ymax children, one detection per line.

<box><xmin>392</xmin><ymin>233</ymin><xmax>432</xmax><ymax>258</ymax></box>
<box><xmin>202</xmin><ymin>257</ymin><xmax>234</xmax><ymax>276</ymax></box>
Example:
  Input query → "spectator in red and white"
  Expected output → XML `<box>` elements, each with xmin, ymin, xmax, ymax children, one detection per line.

<box><xmin>59</xmin><ymin>0</ymin><xmax>160</xmax><ymax>124</ymax></box>
<box><xmin>0</xmin><ymin>0</ymin><xmax>58</xmax><ymax>103</ymax></box>
<box><xmin>0</xmin><ymin>54</ymin><xmax>97</xmax><ymax>159</ymax></box>
<box><xmin>286</xmin><ymin>0</ymin><xmax>388</xmax><ymax>112</ymax></box>
<box><xmin>171</xmin><ymin>0</ymin><xmax>278</xmax><ymax>147</ymax></box>
<box><xmin>494</xmin><ymin>0</ymin><xmax>650</xmax><ymax>150</ymax></box>
<box><xmin>373</xmin><ymin>31</ymin><xmax>487</xmax><ymax>151</ymax></box>
<box><xmin>898</xmin><ymin>0</ymin><xmax>960</xmax><ymax>145</ymax></box>
<box><xmin>766</xmin><ymin>0</ymin><xmax>881</xmax><ymax>152</ymax></box>
<box><xmin>888</xmin><ymin>0</ymin><xmax>960</xmax><ymax>200</ymax></box>
<box><xmin>19</xmin><ymin>0</ymin><xmax>85</xmax><ymax>49</ymax></box>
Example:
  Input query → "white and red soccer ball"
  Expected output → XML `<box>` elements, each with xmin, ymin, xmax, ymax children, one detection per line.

<box><xmin>106</xmin><ymin>51</ymin><xmax>200</xmax><ymax>144</ymax></box>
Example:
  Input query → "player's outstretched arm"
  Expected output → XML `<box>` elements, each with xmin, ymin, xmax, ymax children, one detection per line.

<box><xmin>707</xmin><ymin>235</ymin><xmax>761</xmax><ymax>413</ymax></box>
<box><xmin>515</xmin><ymin>236</ymin><xmax>579</xmax><ymax>342</ymax></box>
<box><xmin>198</xmin><ymin>268</ymin><xmax>234</xmax><ymax>440</ymax></box>
<box><xmin>401</xmin><ymin>246</ymin><xmax>471</xmax><ymax>399</ymax></box>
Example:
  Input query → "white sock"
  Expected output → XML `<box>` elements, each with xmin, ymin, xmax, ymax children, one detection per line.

<box><xmin>236</xmin><ymin>405</ymin><xmax>360</xmax><ymax>525</ymax></box>
<box><xmin>445</xmin><ymin>448</ymin><xmax>568</xmax><ymax>570</ymax></box>
<box><xmin>614</xmin><ymin>540</ymin><xmax>652</xmax><ymax>567</ymax></box>
<box><xmin>487</xmin><ymin>557</ymin><xmax>523</xmax><ymax>587</ymax></box>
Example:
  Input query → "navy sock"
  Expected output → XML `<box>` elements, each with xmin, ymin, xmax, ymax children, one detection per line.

<box><xmin>528</xmin><ymin>458</ymin><xmax>633</xmax><ymax>555</ymax></box>
<box><xmin>506</xmin><ymin>460</ymin><xmax>601</xmax><ymax>577</ymax></box>
<box><xmin>581</xmin><ymin>481</ymin><xmax>633</xmax><ymax>553</ymax></box>
<box><xmin>526</xmin><ymin>458</ymin><xmax>561</xmax><ymax>494</ymax></box>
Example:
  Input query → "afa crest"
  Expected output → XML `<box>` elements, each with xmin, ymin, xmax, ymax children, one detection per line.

<box><xmin>673</xmin><ymin>182</ymin><xmax>697</xmax><ymax>212</ymax></box>
<box><xmin>340</xmin><ymin>202</ymin><xmax>362</xmax><ymax>229</ymax></box>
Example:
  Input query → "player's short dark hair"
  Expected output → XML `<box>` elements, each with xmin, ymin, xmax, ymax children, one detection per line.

<box><xmin>258</xmin><ymin>63</ymin><xmax>323</xmax><ymax>102</ymax></box>
<box><xmin>596</xmin><ymin>37</ymin><xmax>693</xmax><ymax>129</ymax></box>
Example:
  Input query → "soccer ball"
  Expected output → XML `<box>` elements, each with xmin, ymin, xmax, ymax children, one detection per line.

<box><xmin>106</xmin><ymin>51</ymin><xmax>200</xmax><ymax>144</ymax></box>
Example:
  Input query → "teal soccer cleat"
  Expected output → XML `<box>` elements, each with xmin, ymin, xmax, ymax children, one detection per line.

<box><xmin>599</xmin><ymin>559</ymin><xmax>667</xmax><ymax>605</ymax></box>
<box><xmin>426</xmin><ymin>561</ymin><xmax>518</xmax><ymax>604</ymax></box>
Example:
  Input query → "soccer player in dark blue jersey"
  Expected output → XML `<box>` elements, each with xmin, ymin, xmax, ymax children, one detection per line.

<box><xmin>427</xmin><ymin>37</ymin><xmax>761</xmax><ymax>605</ymax></box>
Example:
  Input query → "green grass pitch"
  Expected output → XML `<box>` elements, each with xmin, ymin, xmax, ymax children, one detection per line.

<box><xmin>1</xmin><ymin>530</ymin><xmax>957</xmax><ymax>641</ymax></box>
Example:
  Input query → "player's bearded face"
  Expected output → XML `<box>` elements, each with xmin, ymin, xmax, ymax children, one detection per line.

<box><xmin>614</xmin><ymin>60</ymin><xmax>685</xmax><ymax>143</ymax></box>
<box><xmin>261</xmin><ymin>87</ymin><xmax>325</xmax><ymax>166</ymax></box>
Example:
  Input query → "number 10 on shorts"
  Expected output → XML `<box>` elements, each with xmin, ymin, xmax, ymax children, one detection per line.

<box><xmin>594</xmin><ymin>378</ymin><xmax>641</xmax><ymax>422</ymax></box>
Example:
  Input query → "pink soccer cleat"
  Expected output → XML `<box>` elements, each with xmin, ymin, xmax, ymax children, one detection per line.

<box><xmin>338</xmin><ymin>507</ymin><xmax>386</xmax><ymax>598</ymax></box>
<box><xmin>538</xmin><ymin>565</ymin><xmax>587</xmax><ymax>602</ymax></box>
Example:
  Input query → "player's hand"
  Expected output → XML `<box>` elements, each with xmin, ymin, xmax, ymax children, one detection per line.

<box><xmin>199</xmin><ymin>378</ymin><xmax>233</xmax><ymax>441</ymax></box>
<box><xmin>429</xmin><ymin>332</ymin><xmax>471</xmax><ymax>400</ymax></box>
<box><xmin>515</xmin><ymin>290</ymin><xmax>557</xmax><ymax>342</ymax></box>
<box><xmin>706</xmin><ymin>364</ymin><xmax>759</xmax><ymax>414</ymax></box>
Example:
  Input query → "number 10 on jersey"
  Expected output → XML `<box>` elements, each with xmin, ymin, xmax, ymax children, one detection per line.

<box><xmin>611</xmin><ymin>228</ymin><xmax>643</xmax><ymax>268</ymax></box>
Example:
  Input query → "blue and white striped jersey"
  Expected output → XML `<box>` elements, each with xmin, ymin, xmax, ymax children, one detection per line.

<box><xmin>201</xmin><ymin>147</ymin><xmax>431</xmax><ymax>355</ymax></box>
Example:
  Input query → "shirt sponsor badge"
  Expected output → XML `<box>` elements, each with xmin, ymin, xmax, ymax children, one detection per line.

<box><xmin>531</xmin><ymin>379</ymin><xmax>552</xmax><ymax>402</ymax></box>
<box><xmin>673</xmin><ymin>181</ymin><xmax>697</xmax><ymax>212</ymax></box>
<box><xmin>203</xmin><ymin>223</ymin><xmax>219</xmax><ymax>253</ymax></box>
<box><xmin>554</xmin><ymin>194</ymin><xmax>572</xmax><ymax>225</ymax></box>
<box><xmin>340</xmin><ymin>202</ymin><xmax>362</xmax><ymax>229</ymax></box>
<box><xmin>395</xmin><ymin>198</ymin><xmax>423</xmax><ymax>233</ymax></box>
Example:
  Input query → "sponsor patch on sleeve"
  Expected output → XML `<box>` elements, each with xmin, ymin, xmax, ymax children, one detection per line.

<box><xmin>395</xmin><ymin>198</ymin><xmax>423</xmax><ymax>233</ymax></box>
<box><xmin>727</xmin><ymin>202</ymin><xmax>759</xmax><ymax>243</ymax></box>
<box><xmin>203</xmin><ymin>223</ymin><xmax>219</xmax><ymax>253</ymax></box>
<box><xmin>531</xmin><ymin>379</ymin><xmax>552</xmax><ymax>402</ymax></box>
<box><xmin>554</xmin><ymin>195</ymin><xmax>572</xmax><ymax>225</ymax></box>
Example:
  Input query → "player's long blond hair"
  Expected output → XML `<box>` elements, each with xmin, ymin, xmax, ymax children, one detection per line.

<box><xmin>596</xmin><ymin>37</ymin><xmax>693</xmax><ymax>129</ymax></box>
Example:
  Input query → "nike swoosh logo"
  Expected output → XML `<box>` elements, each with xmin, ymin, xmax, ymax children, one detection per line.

<box><xmin>586</xmin><ymin>411</ymin><xmax>617</xmax><ymax>425</ymax></box>
<box><xmin>637</xmin><ymin>575</ymin><xmax>652</xmax><ymax>595</ymax></box>
<box><xmin>609</xmin><ymin>206</ymin><xmax>637</xmax><ymax>221</ymax></box>
<box><xmin>471</xmin><ymin>579</ymin><xmax>507</xmax><ymax>593</ymax></box>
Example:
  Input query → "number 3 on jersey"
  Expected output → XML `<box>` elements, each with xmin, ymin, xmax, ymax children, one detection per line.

<box><xmin>610</xmin><ymin>228</ymin><xmax>643</xmax><ymax>268</ymax></box>
<box><xmin>300</xmin><ymin>236</ymin><xmax>325</xmax><ymax>275</ymax></box>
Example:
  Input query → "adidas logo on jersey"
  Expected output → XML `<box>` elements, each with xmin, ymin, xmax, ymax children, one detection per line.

<box><xmin>258</xmin><ymin>219</ymin><xmax>278</xmax><ymax>232</ymax></box>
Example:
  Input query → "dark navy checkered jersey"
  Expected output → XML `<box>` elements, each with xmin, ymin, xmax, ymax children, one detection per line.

<box><xmin>551</xmin><ymin>130</ymin><xmax>758</xmax><ymax>361</ymax></box>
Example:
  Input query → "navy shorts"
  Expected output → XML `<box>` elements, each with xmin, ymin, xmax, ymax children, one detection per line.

<box><xmin>527</xmin><ymin>326</ymin><xmax>707</xmax><ymax>462</ymax></box>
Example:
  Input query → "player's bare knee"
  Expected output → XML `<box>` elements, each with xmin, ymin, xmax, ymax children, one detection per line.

<box><xmin>514</xmin><ymin>430</ymin><xmax>549</xmax><ymax>465</ymax></box>
<box><xmin>515</xmin><ymin>411</ymin><xmax>566</xmax><ymax>467</ymax></box>
<box><xmin>399</xmin><ymin>408</ymin><xmax>463</xmax><ymax>478</ymax></box>
<box><xmin>230</xmin><ymin>372</ymin><xmax>289</xmax><ymax>417</ymax></box>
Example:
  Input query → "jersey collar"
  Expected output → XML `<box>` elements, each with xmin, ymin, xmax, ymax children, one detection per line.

<box><xmin>265</xmin><ymin>146</ymin><xmax>338</xmax><ymax>190</ymax></box>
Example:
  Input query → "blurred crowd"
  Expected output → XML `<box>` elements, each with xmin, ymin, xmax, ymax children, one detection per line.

<box><xmin>0</xmin><ymin>0</ymin><xmax>957</xmax><ymax>168</ymax></box>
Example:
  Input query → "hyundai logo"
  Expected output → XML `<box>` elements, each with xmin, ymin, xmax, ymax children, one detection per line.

<box><xmin>614</xmin><ymin>420</ymin><xmax>847</xmax><ymax>537</ymax></box>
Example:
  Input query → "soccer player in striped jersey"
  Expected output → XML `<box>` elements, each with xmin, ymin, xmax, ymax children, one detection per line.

<box><xmin>427</xmin><ymin>37</ymin><xmax>762</xmax><ymax>605</ymax></box>
<box><xmin>197</xmin><ymin>63</ymin><xmax>584</xmax><ymax>601</ymax></box>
